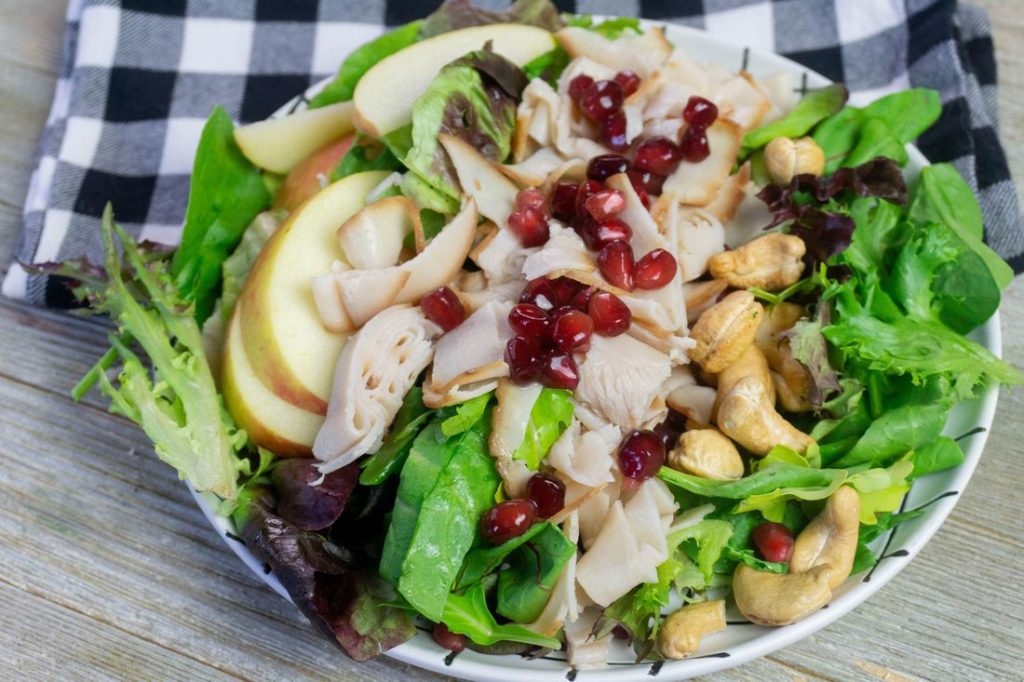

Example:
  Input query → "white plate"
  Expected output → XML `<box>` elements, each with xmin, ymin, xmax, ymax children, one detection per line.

<box><xmin>191</xmin><ymin>19</ymin><xmax>1003</xmax><ymax>682</ymax></box>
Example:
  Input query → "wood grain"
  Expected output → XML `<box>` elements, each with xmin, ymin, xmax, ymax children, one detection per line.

<box><xmin>0</xmin><ymin>1</ymin><xmax>1021</xmax><ymax>680</ymax></box>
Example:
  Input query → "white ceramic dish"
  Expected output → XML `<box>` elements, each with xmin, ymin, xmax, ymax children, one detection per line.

<box><xmin>190</xmin><ymin>18</ymin><xmax>1003</xmax><ymax>682</ymax></box>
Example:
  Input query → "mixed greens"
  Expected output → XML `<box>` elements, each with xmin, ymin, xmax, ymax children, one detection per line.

<box><xmin>53</xmin><ymin>0</ymin><xmax>1022</xmax><ymax>672</ymax></box>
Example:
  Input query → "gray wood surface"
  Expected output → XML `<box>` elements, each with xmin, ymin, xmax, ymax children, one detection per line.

<box><xmin>0</xmin><ymin>1</ymin><xmax>1021</xmax><ymax>680</ymax></box>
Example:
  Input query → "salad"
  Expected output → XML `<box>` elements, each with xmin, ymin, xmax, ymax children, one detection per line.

<box><xmin>53</xmin><ymin>0</ymin><xmax>1023</xmax><ymax>672</ymax></box>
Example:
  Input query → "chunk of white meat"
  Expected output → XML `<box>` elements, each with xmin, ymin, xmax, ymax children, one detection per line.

<box><xmin>724</xmin><ymin>181</ymin><xmax>775</xmax><ymax>249</ymax></box>
<box><xmin>669</xmin><ymin>204</ymin><xmax>726</xmax><ymax>282</ymax></box>
<box><xmin>472</xmin><ymin>227</ymin><xmax>537</xmax><ymax>286</ymax></box>
<box><xmin>564</xmin><ymin>608</ymin><xmax>613</xmax><ymax>670</ymax></box>
<box><xmin>314</xmin><ymin>305</ymin><xmax>439</xmax><ymax>472</ymax></box>
<box><xmin>575</xmin><ymin>334</ymin><xmax>672</xmax><ymax>431</ymax></box>
<box><xmin>661</xmin><ymin>120</ymin><xmax>742</xmax><ymax>206</ymax></box>
<box><xmin>715</xmin><ymin>75</ymin><xmax>772</xmax><ymax>132</ymax></box>
<box><xmin>577</xmin><ymin>479</ymin><xmax>620</xmax><ymax>549</ymax></box>
<box><xmin>756</xmin><ymin>71</ymin><xmax>799</xmax><ymax>124</ymax></box>
<box><xmin>500</xmin><ymin>147</ymin><xmax>566</xmax><ymax>187</ymax></box>
<box><xmin>521</xmin><ymin>223</ymin><xmax>594</xmax><ymax>281</ymax></box>
<box><xmin>427</xmin><ymin>300</ymin><xmax>513</xmax><ymax>407</ymax></box>
<box><xmin>547</xmin><ymin>419</ymin><xmax>620</xmax><ymax>488</ymax></box>
<box><xmin>556</xmin><ymin>27</ymin><xmax>672</xmax><ymax>80</ymax></box>
<box><xmin>489</xmin><ymin>379</ymin><xmax>543</xmax><ymax>498</ymax></box>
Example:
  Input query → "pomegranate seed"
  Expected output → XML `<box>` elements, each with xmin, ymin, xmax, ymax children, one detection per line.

<box><xmin>578</xmin><ymin>79</ymin><xmax>624</xmax><ymax>121</ymax></box>
<box><xmin>683</xmin><ymin>95</ymin><xmax>719</xmax><ymax>127</ymax></box>
<box><xmin>508</xmin><ymin>303</ymin><xmax>549</xmax><ymax>339</ymax></box>
<box><xmin>541</xmin><ymin>351</ymin><xmax>579</xmax><ymax>390</ymax></box>
<box><xmin>549</xmin><ymin>276</ymin><xmax>584</xmax><ymax>306</ymax></box>
<box><xmin>420</xmin><ymin>287</ymin><xmax>465</xmax><ymax>332</ymax></box>
<box><xmin>614</xmin><ymin>70</ymin><xmax>641</xmax><ymax>97</ymax></box>
<box><xmin>571</xmin><ymin>286</ymin><xmax>595</xmax><ymax>312</ymax></box>
<box><xmin>481</xmin><ymin>499</ymin><xmax>537</xmax><ymax>544</ymax></box>
<box><xmin>626</xmin><ymin>172</ymin><xmax>651</xmax><ymax>208</ymax></box>
<box><xmin>508</xmin><ymin>207</ymin><xmax>550</xmax><ymax>247</ymax></box>
<box><xmin>634</xmin><ymin>249</ymin><xmax>678</xmax><ymax>289</ymax></box>
<box><xmin>527</xmin><ymin>473</ymin><xmax>566</xmax><ymax>518</ymax></box>
<box><xmin>618</xmin><ymin>430</ymin><xmax>666</xmax><ymax>487</ymax></box>
<box><xmin>551</xmin><ymin>309</ymin><xmax>594</xmax><ymax>352</ymax></box>
<box><xmin>520</xmin><ymin>277</ymin><xmax>558</xmax><ymax>311</ymax></box>
<box><xmin>627</xmin><ymin>168</ymin><xmax>666</xmax><ymax>195</ymax></box>
<box><xmin>597</xmin><ymin>240</ymin><xmax>635</xmax><ymax>290</ymax></box>
<box><xmin>433</xmin><ymin>622</ymin><xmax>467</xmax><ymax>653</ymax></box>
<box><xmin>588</xmin><ymin>291</ymin><xmax>631</xmax><ymax>336</ymax></box>
<box><xmin>752</xmin><ymin>522</ymin><xmax>795</xmax><ymax>563</ymax></box>
<box><xmin>572</xmin><ymin>215</ymin><xmax>602</xmax><ymax>251</ymax></box>
<box><xmin>679</xmin><ymin>125</ymin><xmax>711</xmax><ymax>162</ymax></box>
<box><xmin>515</xmin><ymin>187</ymin><xmax>547</xmax><ymax>212</ymax></box>
<box><xmin>568</xmin><ymin>74</ymin><xmax>594</xmax><ymax>104</ymax></box>
<box><xmin>505</xmin><ymin>336</ymin><xmax>542</xmax><ymax>384</ymax></box>
<box><xmin>602</xmin><ymin>110</ymin><xmax>629</xmax><ymax>151</ymax></box>
<box><xmin>584</xmin><ymin>189</ymin><xmax>626</xmax><ymax>221</ymax></box>
<box><xmin>653</xmin><ymin>409</ymin><xmax>688</xmax><ymax>451</ymax></box>
<box><xmin>550</xmin><ymin>182</ymin><xmax>579</xmax><ymax>221</ymax></box>
<box><xmin>633</xmin><ymin>136</ymin><xmax>683</xmax><ymax>175</ymax></box>
<box><xmin>575</xmin><ymin>179</ymin><xmax>603</xmax><ymax>217</ymax></box>
<box><xmin>587</xmin><ymin>154</ymin><xmax>630</xmax><ymax>181</ymax></box>
<box><xmin>592</xmin><ymin>218</ymin><xmax>633</xmax><ymax>249</ymax></box>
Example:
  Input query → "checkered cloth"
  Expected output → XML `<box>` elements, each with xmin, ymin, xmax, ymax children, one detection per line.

<box><xmin>5</xmin><ymin>0</ymin><xmax>1022</xmax><ymax>306</ymax></box>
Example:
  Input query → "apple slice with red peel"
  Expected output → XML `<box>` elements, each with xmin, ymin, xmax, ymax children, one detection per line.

<box><xmin>353</xmin><ymin>24</ymin><xmax>555</xmax><ymax>138</ymax></box>
<box><xmin>273</xmin><ymin>134</ymin><xmax>354</xmax><ymax>213</ymax></box>
<box><xmin>235</xmin><ymin>101</ymin><xmax>355</xmax><ymax>174</ymax></box>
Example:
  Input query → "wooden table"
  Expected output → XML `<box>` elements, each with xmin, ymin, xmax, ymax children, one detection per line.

<box><xmin>1</xmin><ymin>2</ymin><xmax>1021</xmax><ymax>680</ymax></box>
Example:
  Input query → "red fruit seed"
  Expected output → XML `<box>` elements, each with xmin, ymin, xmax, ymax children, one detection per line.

<box><xmin>584</xmin><ymin>188</ymin><xmax>626</xmax><ymax>221</ymax></box>
<box><xmin>505</xmin><ymin>336</ymin><xmax>542</xmax><ymax>384</ymax></box>
<box><xmin>508</xmin><ymin>207</ymin><xmax>550</xmax><ymax>247</ymax></box>
<box><xmin>520</xmin><ymin>277</ymin><xmax>558</xmax><ymax>311</ymax></box>
<box><xmin>515</xmin><ymin>187</ymin><xmax>547</xmax><ymax>212</ymax></box>
<box><xmin>568</xmin><ymin>74</ymin><xmax>594</xmax><ymax>104</ymax></box>
<box><xmin>551</xmin><ymin>309</ymin><xmax>594</xmax><ymax>353</ymax></box>
<box><xmin>633</xmin><ymin>136</ymin><xmax>684</xmax><ymax>176</ymax></box>
<box><xmin>508</xmin><ymin>303</ymin><xmax>550</xmax><ymax>339</ymax></box>
<box><xmin>586</xmin><ymin>154</ymin><xmax>630</xmax><ymax>182</ymax></box>
<box><xmin>591</xmin><ymin>218</ymin><xmax>633</xmax><ymax>250</ymax></box>
<box><xmin>683</xmin><ymin>95</ymin><xmax>719</xmax><ymax>127</ymax></box>
<box><xmin>527</xmin><ymin>473</ymin><xmax>566</xmax><ymax>519</ymax></box>
<box><xmin>550</xmin><ymin>181</ymin><xmax>580</xmax><ymax>221</ymax></box>
<box><xmin>541</xmin><ymin>351</ymin><xmax>580</xmax><ymax>390</ymax></box>
<box><xmin>481</xmin><ymin>499</ymin><xmax>537</xmax><ymax>544</ymax></box>
<box><xmin>679</xmin><ymin>124</ymin><xmax>711</xmax><ymax>162</ymax></box>
<box><xmin>752</xmin><ymin>522</ymin><xmax>795</xmax><ymax>563</ymax></box>
<box><xmin>597</xmin><ymin>240</ymin><xmax>635</xmax><ymax>290</ymax></box>
<box><xmin>579</xmin><ymin>79</ymin><xmax>624</xmax><ymax>121</ymax></box>
<box><xmin>420</xmin><ymin>287</ymin><xmax>466</xmax><ymax>332</ymax></box>
<box><xmin>588</xmin><ymin>291</ymin><xmax>631</xmax><ymax>336</ymax></box>
<box><xmin>614</xmin><ymin>70</ymin><xmax>641</xmax><ymax>97</ymax></box>
<box><xmin>634</xmin><ymin>248</ymin><xmax>678</xmax><ymax>289</ymax></box>
<box><xmin>433</xmin><ymin>622</ymin><xmax>468</xmax><ymax>653</ymax></box>
<box><xmin>601</xmin><ymin>110</ymin><xmax>629</xmax><ymax>152</ymax></box>
<box><xmin>618</xmin><ymin>430</ymin><xmax>666</xmax><ymax>486</ymax></box>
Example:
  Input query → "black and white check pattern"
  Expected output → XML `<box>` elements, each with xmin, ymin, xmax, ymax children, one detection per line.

<box><xmin>5</xmin><ymin>0</ymin><xmax>1021</xmax><ymax>307</ymax></box>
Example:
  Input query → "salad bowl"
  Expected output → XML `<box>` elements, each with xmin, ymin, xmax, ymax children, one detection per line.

<box><xmin>186</xmin><ymin>18</ymin><xmax>1003</xmax><ymax>682</ymax></box>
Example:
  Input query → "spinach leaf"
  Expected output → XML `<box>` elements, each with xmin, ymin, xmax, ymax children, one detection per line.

<box><xmin>496</xmin><ymin>523</ymin><xmax>575</xmax><ymax>622</ymax></box>
<box><xmin>813</xmin><ymin>106</ymin><xmax>864</xmax><ymax>173</ymax></box>
<box><xmin>909</xmin><ymin>436</ymin><xmax>964</xmax><ymax>480</ymax></box>
<box><xmin>522</xmin><ymin>47</ymin><xmax>570</xmax><ymax>84</ymax></box>
<box><xmin>171</xmin><ymin>106</ymin><xmax>271</xmax><ymax>323</ymax></box>
<box><xmin>741</xmin><ymin>84</ymin><xmax>848</xmax><ymax>157</ymax></box>
<box><xmin>832</xmin><ymin>403</ymin><xmax>947</xmax><ymax>468</ymax></box>
<box><xmin>359</xmin><ymin>387</ymin><xmax>432</xmax><ymax>486</ymax></box>
<box><xmin>456</xmin><ymin>521</ymin><xmax>551</xmax><ymax>589</ymax></box>
<box><xmin>513</xmin><ymin>388</ymin><xmax>574</xmax><ymax>469</ymax></box>
<box><xmin>721</xmin><ymin>545</ymin><xmax>789</xmax><ymax>574</ymax></box>
<box><xmin>331</xmin><ymin>137</ymin><xmax>402</xmax><ymax>181</ymax></box>
<box><xmin>441</xmin><ymin>582</ymin><xmax>562</xmax><ymax>649</ymax></box>
<box><xmin>309</xmin><ymin>21</ymin><xmax>423</xmax><ymax>109</ymax></box>
<box><xmin>382</xmin><ymin>416</ymin><xmax>501</xmax><ymax>621</ymax></box>
<box><xmin>909</xmin><ymin>164</ymin><xmax>1013</xmax><ymax>289</ymax></box>
<box><xmin>842</xmin><ymin>117</ymin><xmax>909</xmax><ymax>168</ymax></box>
<box><xmin>850</xmin><ymin>508</ymin><xmax>927</xmax><ymax>574</ymax></box>
<box><xmin>658</xmin><ymin>462</ymin><xmax>846</xmax><ymax>500</ymax></box>
<box><xmin>735</xmin><ymin>470</ymin><xmax>847</xmax><ymax>522</ymax></box>
<box><xmin>862</xmin><ymin>88</ymin><xmax>942</xmax><ymax>144</ymax></box>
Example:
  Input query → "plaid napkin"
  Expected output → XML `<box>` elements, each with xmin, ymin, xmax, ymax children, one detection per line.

<box><xmin>5</xmin><ymin>0</ymin><xmax>1022</xmax><ymax>306</ymax></box>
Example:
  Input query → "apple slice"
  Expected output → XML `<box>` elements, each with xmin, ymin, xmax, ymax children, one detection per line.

<box><xmin>222</xmin><ymin>308</ymin><xmax>323</xmax><ymax>457</ymax></box>
<box><xmin>353</xmin><ymin>24</ymin><xmax>555</xmax><ymax>138</ymax></box>
<box><xmin>235</xmin><ymin>101</ymin><xmax>355</xmax><ymax>174</ymax></box>
<box><xmin>337</xmin><ymin>196</ymin><xmax>418</xmax><ymax>269</ymax></box>
<box><xmin>273</xmin><ymin>134</ymin><xmax>355</xmax><ymax>213</ymax></box>
<box><xmin>239</xmin><ymin>171</ymin><xmax>389</xmax><ymax>414</ymax></box>
<box><xmin>440</xmin><ymin>134</ymin><xmax>518</xmax><ymax>228</ymax></box>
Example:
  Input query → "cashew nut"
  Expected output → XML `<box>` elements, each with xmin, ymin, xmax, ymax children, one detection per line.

<box><xmin>717</xmin><ymin>376</ymin><xmax>815</xmax><ymax>456</ymax></box>
<box><xmin>755</xmin><ymin>303</ymin><xmax>814</xmax><ymax>412</ymax></box>
<box><xmin>668</xmin><ymin>429</ymin><xmax>744</xmax><ymax>480</ymax></box>
<box><xmin>716</xmin><ymin>344</ymin><xmax>775</xmax><ymax>405</ymax></box>
<box><xmin>772</xmin><ymin>369</ymin><xmax>812</xmax><ymax>413</ymax></box>
<box><xmin>658</xmin><ymin>600</ymin><xmax>727</xmax><ymax>659</ymax></box>
<box><xmin>689</xmin><ymin>291</ymin><xmax>764</xmax><ymax>373</ymax></box>
<box><xmin>732</xmin><ymin>487</ymin><xmax>861</xmax><ymax>625</ymax></box>
<box><xmin>732</xmin><ymin>563</ymin><xmax>833</xmax><ymax>626</ymax></box>
<box><xmin>791</xmin><ymin>485</ymin><xmax>860</xmax><ymax>590</ymax></box>
<box><xmin>708</xmin><ymin>233</ymin><xmax>807</xmax><ymax>291</ymax></box>
<box><xmin>666</xmin><ymin>384</ymin><xmax>717</xmax><ymax>427</ymax></box>
<box><xmin>764</xmin><ymin>136</ymin><xmax>825</xmax><ymax>185</ymax></box>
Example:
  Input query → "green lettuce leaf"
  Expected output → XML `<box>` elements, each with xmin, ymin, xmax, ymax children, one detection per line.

<box><xmin>359</xmin><ymin>387</ymin><xmax>432</xmax><ymax>486</ymax></box>
<box><xmin>909</xmin><ymin>436</ymin><xmax>964</xmax><ymax>480</ymax></box>
<box><xmin>850</xmin><ymin>508</ymin><xmax>927</xmax><ymax>574</ymax></box>
<box><xmin>513</xmin><ymin>388</ymin><xmax>574</xmax><ymax>470</ymax></box>
<box><xmin>419</xmin><ymin>0</ymin><xmax>564</xmax><ymax>38</ymax></box>
<box><xmin>496</xmin><ymin>523</ymin><xmax>575</xmax><ymax>622</ymax></box>
<box><xmin>441</xmin><ymin>582</ymin><xmax>562</xmax><ymax>649</ymax></box>
<box><xmin>658</xmin><ymin>462</ymin><xmax>846</xmax><ymax>500</ymax></box>
<box><xmin>847</xmin><ymin>460</ymin><xmax>913</xmax><ymax>524</ymax></box>
<box><xmin>171</xmin><ymin>106</ymin><xmax>271</xmax><ymax>324</ymax></box>
<box><xmin>308</xmin><ymin>21</ymin><xmax>423</xmax><ymax>109</ymax></box>
<box><xmin>566</xmin><ymin>15</ymin><xmax>643</xmax><ymax>38</ymax></box>
<box><xmin>831</xmin><ymin>403</ymin><xmax>947</xmax><ymax>468</ymax></box>
<box><xmin>331</xmin><ymin>136</ymin><xmax>403</xmax><ymax>181</ymax></box>
<box><xmin>441</xmin><ymin>392</ymin><xmax>493</xmax><ymax>436</ymax></box>
<box><xmin>404</xmin><ymin>48</ymin><xmax>524</xmax><ymax>198</ymax></box>
<box><xmin>380</xmin><ymin>415</ymin><xmax>501</xmax><ymax>621</ymax></box>
<box><xmin>219</xmin><ymin>211</ymin><xmax>279</xmax><ymax>323</ymax></box>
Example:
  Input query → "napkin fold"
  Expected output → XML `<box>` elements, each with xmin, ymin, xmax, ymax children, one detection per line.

<box><xmin>5</xmin><ymin>0</ymin><xmax>1021</xmax><ymax>306</ymax></box>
